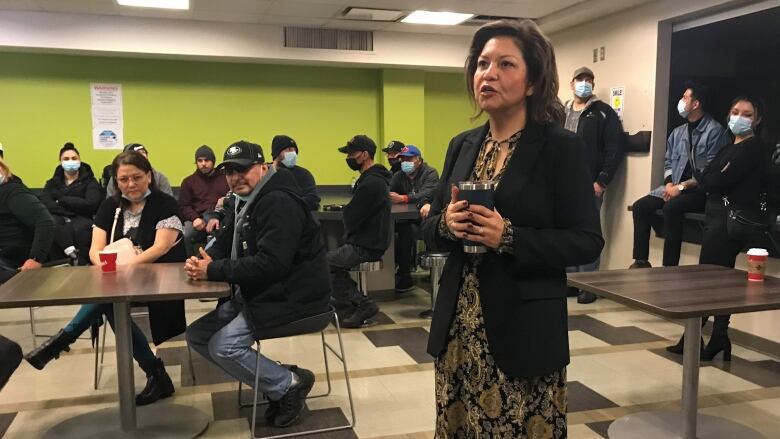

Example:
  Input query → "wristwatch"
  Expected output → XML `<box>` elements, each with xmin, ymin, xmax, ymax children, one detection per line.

<box><xmin>677</xmin><ymin>183</ymin><xmax>686</xmax><ymax>191</ymax></box>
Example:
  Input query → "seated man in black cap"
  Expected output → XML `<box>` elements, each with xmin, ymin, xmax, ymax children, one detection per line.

<box><xmin>178</xmin><ymin>145</ymin><xmax>229</xmax><ymax>254</ymax></box>
<box><xmin>185</xmin><ymin>140</ymin><xmax>330</xmax><ymax>428</ymax></box>
<box><xmin>104</xmin><ymin>143</ymin><xmax>173</xmax><ymax>197</ymax></box>
<box><xmin>388</xmin><ymin>145</ymin><xmax>439</xmax><ymax>291</ymax></box>
<box><xmin>328</xmin><ymin>135</ymin><xmax>392</xmax><ymax>328</ymax></box>
<box><xmin>382</xmin><ymin>140</ymin><xmax>404</xmax><ymax>174</ymax></box>
<box><xmin>271</xmin><ymin>135</ymin><xmax>320</xmax><ymax>211</ymax></box>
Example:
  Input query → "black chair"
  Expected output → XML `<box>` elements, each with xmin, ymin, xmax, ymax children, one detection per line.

<box><xmin>237</xmin><ymin>307</ymin><xmax>356</xmax><ymax>439</ymax></box>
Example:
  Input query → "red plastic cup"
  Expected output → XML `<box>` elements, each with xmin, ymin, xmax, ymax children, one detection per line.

<box><xmin>98</xmin><ymin>250</ymin><xmax>118</xmax><ymax>273</ymax></box>
<box><xmin>747</xmin><ymin>248</ymin><xmax>768</xmax><ymax>282</ymax></box>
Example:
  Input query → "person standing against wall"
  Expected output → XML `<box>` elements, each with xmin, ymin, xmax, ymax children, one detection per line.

<box><xmin>563</xmin><ymin>67</ymin><xmax>624</xmax><ymax>304</ymax></box>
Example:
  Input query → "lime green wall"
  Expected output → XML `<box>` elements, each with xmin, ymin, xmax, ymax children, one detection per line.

<box><xmin>423</xmin><ymin>72</ymin><xmax>481</xmax><ymax>172</ymax></box>
<box><xmin>0</xmin><ymin>52</ymin><xmax>474</xmax><ymax>188</ymax></box>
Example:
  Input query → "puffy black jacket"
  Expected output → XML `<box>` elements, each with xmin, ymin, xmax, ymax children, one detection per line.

<box><xmin>206</xmin><ymin>168</ymin><xmax>331</xmax><ymax>330</ymax></box>
<box><xmin>40</xmin><ymin>162</ymin><xmax>103</xmax><ymax>218</ymax></box>
<box><xmin>343</xmin><ymin>164</ymin><xmax>392</xmax><ymax>252</ymax></box>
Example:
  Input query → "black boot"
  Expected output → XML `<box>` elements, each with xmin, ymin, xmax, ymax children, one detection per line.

<box><xmin>665</xmin><ymin>335</ymin><xmax>704</xmax><ymax>355</ymax></box>
<box><xmin>136</xmin><ymin>357</ymin><xmax>175</xmax><ymax>406</ymax></box>
<box><xmin>24</xmin><ymin>329</ymin><xmax>78</xmax><ymax>370</ymax></box>
<box><xmin>701</xmin><ymin>315</ymin><xmax>731</xmax><ymax>361</ymax></box>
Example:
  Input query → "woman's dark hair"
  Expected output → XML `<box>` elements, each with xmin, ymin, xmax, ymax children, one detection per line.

<box><xmin>728</xmin><ymin>95</ymin><xmax>765</xmax><ymax>129</ymax></box>
<box><xmin>111</xmin><ymin>151</ymin><xmax>157</xmax><ymax>203</ymax></box>
<box><xmin>465</xmin><ymin>19</ymin><xmax>564</xmax><ymax>125</ymax></box>
<box><xmin>59</xmin><ymin>142</ymin><xmax>80</xmax><ymax>158</ymax></box>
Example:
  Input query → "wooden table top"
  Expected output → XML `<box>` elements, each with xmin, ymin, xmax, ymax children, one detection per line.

<box><xmin>567</xmin><ymin>264</ymin><xmax>780</xmax><ymax>318</ymax></box>
<box><xmin>0</xmin><ymin>263</ymin><xmax>231</xmax><ymax>309</ymax></box>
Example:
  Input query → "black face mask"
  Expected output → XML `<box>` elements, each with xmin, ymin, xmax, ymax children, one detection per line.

<box><xmin>389</xmin><ymin>158</ymin><xmax>401</xmax><ymax>172</ymax></box>
<box><xmin>346</xmin><ymin>157</ymin><xmax>361</xmax><ymax>171</ymax></box>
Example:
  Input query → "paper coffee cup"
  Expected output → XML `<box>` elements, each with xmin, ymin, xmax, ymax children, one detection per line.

<box><xmin>747</xmin><ymin>248</ymin><xmax>768</xmax><ymax>282</ymax></box>
<box><xmin>98</xmin><ymin>250</ymin><xmax>118</xmax><ymax>273</ymax></box>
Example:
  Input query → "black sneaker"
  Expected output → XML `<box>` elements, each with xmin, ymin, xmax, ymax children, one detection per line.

<box><xmin>273</xmin><ymin>367</ymin><xmax>315</xmax><ymax>427</ymax></box>
<box><xmin>566</xmin><ymin>286</ymin><xmax>580</xmax><ymax>297</ymax></box>
<box><xmin>629</xmin><ymin>260</ymin><xmax>652</xmax><ymax>269</ymax></box>
<box><xmin>577</xmin><ymin>291</ymin><xmax>597</xmax><ymax>304</ymax></box>
<box><xmin>333</xmin><ymin>302</ymin><xmax>355</xmax><ymax>323</ymax></box>
<box><xmin>341</xmin><ymin>300</ymin><xmax>379</xmax><ymax>328</ymax></box>
<box><xmin>395</xmin><ymin>273</ymin><xmax>414</xmax><ymax>293</ymax></box>
<box><xmin>263</xmin><ymin>364</ymin><xmax>298</xmax><ymax>423</ymax></box>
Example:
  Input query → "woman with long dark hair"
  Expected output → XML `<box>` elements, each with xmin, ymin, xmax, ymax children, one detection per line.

<box><xmin>421</xmin><ymin>19</ymin><xmax>603</xmax><ymax>436</ymax></box>
<box><xmin>24</xmin><ymin>151</ymin><xmax>187</xmax><ymax>406</ymax></box>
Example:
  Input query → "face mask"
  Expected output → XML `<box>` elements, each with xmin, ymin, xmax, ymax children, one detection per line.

<box><xmin>346</xmin><ymin>157</ymin><xmax>361</xmax><ymax>171</ymax></box>
<box><xmin>677</xmin><ymin>99</ymin><xmax>690</xmax><ymax>118</ymax></box>
<box><xmin>0</xmin><ymin>174</ymin><xmax>4</xmax><ymax>185</ymax></box>
<box><xmin>281</xmin><ymin>151</ymin><xmax>298</xmax><ymax>168</ymax></box>
<box><xmin>728</xmin><ymin>115</ymin><xmax>754</xmax><ymax>137</ymax></box>
<box><xmin>235</xmin><ymin>193</ymin><xmax>249</xmax><ymax>203</ymax></box>
<box><xmin>574</xmin><ymin>81</ymin><xmax>593</xmax><ymax>98</ymax></box>
<box><xmin>62</xmin><ymin>160</ymin><xmax>81</xmax><ymax>173</ymax></box>
<box><xmin>122</xmin><ymin>189</ymin><xmax>151</xmax><ymax>203</ymax></box>
<box><xmin>401</xmin><ymin>161</ymin><xmax>415</xmax><ymax>174</ymax></box>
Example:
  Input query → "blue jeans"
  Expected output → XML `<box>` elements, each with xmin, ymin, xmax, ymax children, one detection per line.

<box><xmin>567</xmin><ymin>195</ymin><xmax>604</xmax><ymax>274</ymax></box>
<box><xmin>186</xmin><ymin>295</ymin><xmax>291</xmax><ymax>400</ymax></box>
<box><xmin>63</xmin><ymin>304</ymin><xmax>157</xmax><ymax>370</ymax></box>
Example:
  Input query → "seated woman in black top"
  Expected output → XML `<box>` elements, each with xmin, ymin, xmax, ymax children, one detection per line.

<box><xmin>40</xmin><ymin>143</ymin><xmax>103</xmax><ymax>265</ymax></box>
<box><xmin>667</xmin><ymin>96</ymin><xmax>770</xmax><ymax>360</ymax></box>
<box><xmin>24</xmin><ymin>151</ymin><xmax>187</xmax><ymax>406</ymax></box>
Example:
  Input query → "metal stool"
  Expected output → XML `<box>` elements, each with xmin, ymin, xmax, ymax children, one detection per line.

<box><xmin>349</xmin><ymin>260</ymin><xmax>383</xmax><ymax>297</ymax></box>
<box><xmin>348</xmin><ymin>261</ymin><xmax>382</xmax><ymax>327</ymax></box>
<box><xmin>238</xmin><ymin>307</ymin><xmax>355</xmax><ymax>439</ymax></box>
<box><xmin>417</xmin><ymin>252</ymin><xmax>448</xmax><ymax>319</ymax></box>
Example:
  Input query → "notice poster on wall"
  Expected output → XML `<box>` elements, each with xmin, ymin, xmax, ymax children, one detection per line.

<box><xmin>90</xmin><ymin>83</ymin><xmax>124</xmax><ymax>149</ymax></box>
<box><xmin>610</xmin><ymin>86</ymin><xmax>625</xmax><ymax>120</ymax></box>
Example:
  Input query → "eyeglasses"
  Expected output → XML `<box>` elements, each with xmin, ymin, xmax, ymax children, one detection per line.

<box><xmin>222</xmin><ymin>164</ymin><xmax>253</xmax><ymax>176</ymax></box>
<box><xmin>116</xmin><ymin>174</ymin><xmax>147</xmax><ymax>185</ymax></box>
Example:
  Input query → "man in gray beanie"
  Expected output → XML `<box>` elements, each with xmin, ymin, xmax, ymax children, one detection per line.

<box><xmin>179</xmin><ymin>145</ymin><xmax>229</xmax><ymax>254</ymax></box>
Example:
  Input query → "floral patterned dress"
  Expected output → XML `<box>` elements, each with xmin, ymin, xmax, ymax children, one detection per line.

<box><xmin>434</xmin><ymin>131</ymin><xmax>567</xmax><ymax>438</ymax></box>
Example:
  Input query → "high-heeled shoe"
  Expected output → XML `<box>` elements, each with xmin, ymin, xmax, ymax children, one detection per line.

<box><xmin>665</xmin><ymin>335</ymin><xmax>704</xmax><ymax>355</ymax></box>
<box><xmin>701</xmin><ymin>336</ymin><xmax>731</xmax><ymax>361</ymax></box>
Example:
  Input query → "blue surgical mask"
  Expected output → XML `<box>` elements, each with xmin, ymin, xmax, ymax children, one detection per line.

<box><xmin>122</xmin><ymin>189</ymin><xmax>151</xmax><ymax>202</ymax></box>
<box><xmin>281</xmin><ymin>151</ymin><xmax>298</xmax><ymax>168</ymax></box>
<box><xmin>401</xmin><ymin>161</ymin><xmax>415</xmax><ymax>174</ymax></box>
<box><xmin>728</xmin><ymin>115</ymin><xmax>753</xmax><ymax>137</ymax></box>
<box><xmin>677</xmin><ymin>99</ymin><xmax>690</xmax><ymax>118</ymax></box>
<box><xmin>574</xmin><ymin>81</ymin><xmax>593</xmax><ymax>98</ymax></box>
<box><xmin>62</xmin><ymin>160</ymin><xmax>81</xmax><ymax>173</ymax></box>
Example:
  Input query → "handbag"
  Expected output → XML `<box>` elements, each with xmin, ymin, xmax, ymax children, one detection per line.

<box><xmin>103</xmin><ymin>207</ymin><xmax>142</xmax><ymax>265</ymax></box>
<box><xmin>724</xmin><ymin>194</ymin><xmax>777</xmax><ymax>246</ymax></box>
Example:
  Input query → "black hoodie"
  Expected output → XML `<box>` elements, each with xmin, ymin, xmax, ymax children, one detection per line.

<box><xmin>343</xmin><ymin>164</ymin><xmax>392</xmax><ymax>252</ymax></box>
<box><xmin>206</xmin><ymin>167</ymin><xmax>331</xmax><ymax>330</ymax></box>
<box><xmin>40</xmin><ymin>162</ymin><xmax>103</xmax><ymax>218</ymax></box>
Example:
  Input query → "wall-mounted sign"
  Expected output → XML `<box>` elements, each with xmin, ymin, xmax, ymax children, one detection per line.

<box><xmin>611</xmin><ymin>86</ymin><xmax>625</xmax><ymax>120</ymax></box>
<box><xmin>91</xmin><ymin>83</ymin><xmax>124</xmax><ymax>149</ymax></box>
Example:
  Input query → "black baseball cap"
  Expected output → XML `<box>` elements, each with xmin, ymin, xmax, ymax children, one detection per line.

<box><xmin>382</xmin><ymin>140</ymin><xmax>405</xmax><ymax>154</ymax></box>
<box><xmin>216</xmin><ymin>140</ymin><xmax>265</xmax><ymax>170</ymax></box>
<box><xmin>338</xmin><ymin>135</ymin><xmax>377</xmax><ymax>156</ymax></box>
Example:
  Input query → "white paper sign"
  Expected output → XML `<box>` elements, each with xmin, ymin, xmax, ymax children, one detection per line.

<box><xmin>90</xmin><ymin>83</ymin><xmax>124</xmax><ymax>149</ymax></box>
<box><xmin>610</xmin><ymin>86</ymin><xmax>625</xmax><ymax>120</ymax></box>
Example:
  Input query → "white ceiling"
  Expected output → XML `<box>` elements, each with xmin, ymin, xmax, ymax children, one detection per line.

<box><xmin>0</xmin><ymin>0</ymin><xmax>655</xmax><ymax>35</ymax></box>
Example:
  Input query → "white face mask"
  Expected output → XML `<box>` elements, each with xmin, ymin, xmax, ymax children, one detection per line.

<box><xmin>0</xmin><ymin>174</ymin><xmax>5</xmax><ymax>185</ymax></box>
<box><xmin>677</xmin><ymin>99</ymin><xmax>690</xmax><ymax>118</ymax></box>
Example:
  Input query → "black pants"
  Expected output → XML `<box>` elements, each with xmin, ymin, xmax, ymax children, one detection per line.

<box><xmin>52</xmin><ymin>215</ymin><xmax>93</xmax><ymax>265</ymax></box>
<box><xmin>327</xmin><ymin>244</ymin><xmax>383</xmax><ymax>307</ymax></box>
<box><xmin>699</xmin><ymin>198</ymin><xmax>772</xmax><ymax>334</ymax></box>
<box><xmin>632</xmin><ymin>190</ymin><xmax>706</xmax><ymax>266</ymax></box>
<box><xmin>394</xmin><ymin>221</ymin><xmax>418</xmax><ymax>277</ymax></box>
<box><xmin>0</xmin><ymin>334</ymin><xmax>22</xmax><ymax>390</ymax></box>
<box><xmin>0</xmin><ymin>257</ymin><xmax>17</xmax><ymax>286</ymax></box>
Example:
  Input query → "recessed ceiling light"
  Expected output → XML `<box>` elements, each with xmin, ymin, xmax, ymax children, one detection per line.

<box><xmin>116</xmin><ymin>0</ymin><xmax>189</xmax><ymax>10</ymax></box>
<box><xmin>343</xmin><ymin>7</ymin><xmax>405</xmax><ymax>22</ymax></box>
<box><xmin>401</xmin><ymin>10</ymin><xmax>474</xmax><ymax>26</ymax></box>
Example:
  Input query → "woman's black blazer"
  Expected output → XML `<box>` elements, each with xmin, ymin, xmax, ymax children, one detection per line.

<box><xmin>422</xmin><ymin>121</ymin><xmax>604</xmax><ymax>378</ymax></box>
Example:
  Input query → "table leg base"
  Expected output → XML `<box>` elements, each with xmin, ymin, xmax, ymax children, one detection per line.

<box><xmin>607</xmin><ymin>411</ymin><xmax>764</xmax><ymax>439</ymax></box>
<box><xmin>42</xmin><ymin>404</ymin><xmax>210</xmax><ymax>439</ymax></box>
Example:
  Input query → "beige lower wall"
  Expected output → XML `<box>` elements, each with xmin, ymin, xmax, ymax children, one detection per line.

<box><xmin>550</xmin><ymin>0</ymin><xmax>741</xmax><ymax>271</ymax></box>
